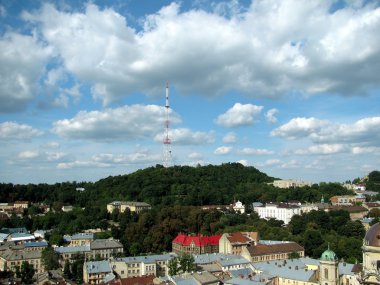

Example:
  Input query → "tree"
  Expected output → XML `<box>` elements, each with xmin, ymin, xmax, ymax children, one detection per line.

<box><xmin>168</xmin><ymin>257</ymin><xmax>179</xmax><ymax>276</ymax></box>
<box><xmin>20</xmin><ymin>261</ymin><xmax>35</xmax><ymax>284</ymax></box>
<box><xmin>288</xmin><ymin>251</ymin><xmax>300</xmax><ymax>259</ymax></box>
<box><xmin>179</xmin><ymin>254</ymin><xmax>196</xmax><ymax>273</ymax></box>
<box><xmin>41</xmin><ymin>247</ymin><xmax>60</xmax><ymax>270</ymax></box>
<box><xmin>63</xmin><ymin>260</ymin><xmax>72</xmax><ymax>279</ymax></box>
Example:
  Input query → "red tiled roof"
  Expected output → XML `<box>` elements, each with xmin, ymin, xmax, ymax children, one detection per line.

<box><xmin>173</xmin><ymin>233</ymin><xmax>222</xmax><ymax>246</ymax></box>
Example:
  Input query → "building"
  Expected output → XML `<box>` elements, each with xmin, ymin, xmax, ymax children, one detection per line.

<box><xmin>68</xmin><ymin>232</ymin><xmax>95</xmax><ymax>246</ymax></box>
<box><xmin>253</xmin><ymin>202</ymin><xmax>302</xmax><ymax>225</ymax></box>
<box><xmin>14</xmin><ymin>201</ymin><xmax>29</xmax><ymax>209</ymax></box>
<box><xmin>219</xmin><ymin>232</ymin><xmax>259</xmax><ymax>255</ymax></box>
<box><xmin>90</xmin><ymin>239</ymin><xmax>124</xmax><ymax>259</ymax></box>
<box><xmin>107</xmin><ymin>201</ymin><xmax>152</xmax><ymax>214</ymax></box>
<box><xmin>329</xmin><ymin>195</ymin><xmax>366</xmax><ymax>206</ymax></box>
<box><xmin>0</xmin><ymin>249</ymin><xmax>43</xmax><ymax>274</ymax></box>
<box><xmin>233</xmin><ymin>201</ymin><xmax>245</xmax><ymax>214</ymax></box>
<box><xmin>83</xmin><ymin>260</ymin><xmax>114</xmax><ymax>284</ymax></box>
<box><xmin>54</xmin><ymin>245</ymin><xmax>91</xmax><ymax>265</ymax></box>
<box><xmin>273</xmin><ymin>179</ymin><xmax>312</xmax><ymax>189</ymax></box>
<box><xmin>361</xmin><ymin>222</ymin><xmax>380</xmax><ymax>284</ymax></box>
<box><xmin>172</xmin><ymin>233</ymin><xmax>221</xmax><ymax>256</ymax></box>
<box><xmin>111</xmin><ymin>253</ymin><xmax>176</xmax><ymax>278</ymax></box>
<box><xmin>194</xmin><ymin>253</ymin><xmax>253</xmax><ymax>273</ymax></box>
<box><xmin>241</xmin><ymin>242</ymin><xmax>304</xmax><ymax>263</ymax></box>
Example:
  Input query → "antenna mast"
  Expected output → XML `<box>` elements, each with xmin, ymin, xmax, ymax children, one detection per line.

<box><xmin>163</xmin><ymin>82</ymin><xmax>172</xmax><ymax>167</ymax></box>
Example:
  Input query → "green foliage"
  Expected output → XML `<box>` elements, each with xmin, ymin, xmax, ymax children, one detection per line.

<box><xmin>179</xmin><ymin>254</ymin><xmax>196</xmax><ymax>273</ymax></box>
<box><xmin>168</xmin><ymin>257</ymin><xmax>179</xmax><ymax>276</ymax></box>
<box><xmin>41</xmin><ymin>247</ymin><xmax>60</xmax><ymax>270</ymax></box>
<box><xmin>20</xmin><ymin>261</ymin><xmax>35</xmax><ymax>284</ymax></box>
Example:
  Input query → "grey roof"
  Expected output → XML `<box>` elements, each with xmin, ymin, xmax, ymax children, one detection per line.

<box><xmin>198</xmin><ymin>263</ymin><xmax>222</xmax><ymax>273</ymax></box>
<box><xmin>0</xmin><ymin>227</ymin><xmax>28</xmax><ymax>234</ymax></box>
<box><xmin>338</xmin><ymin>263</ymin><xmax>356</xmax><ymax>276</ymax></box>
<box><xmin>71</xmin><ymin>232</ymin><xmax>94</xmax><ymax>240</ymax></box>
<box><xmin>171</xmin><ymin>276</ymin><xmax>198</xmax><ymax>285</ymax></box>
<box><xmin>218</xmin><ymin>256</ymin><xmax>250</xmax><ymax>267</ymax></box>
<box><xmin>194</xmin><ymin>253</ymin><xmax>237</xmax><ymax>264</ymax></box>
<box><xmin>90</xmin><ymin>239</ymin><xmax>123</xmax><ymax>250</ymax></box>
<box><xmin>54</xmin><ymin>245</ymin><xmax>90</xmax><ymax>254</ymax></box>
<box><xmin>85</xmin><ymin>260</ymin><xmax>112</xmax><ymax>274</ymax></box>
<box><xmin>1</xmin><ymin>249</ymin><xmax>42</xmax><ymax>260</ymax></box>
<box><xmin>0</xmin><ymin>233</ymin><xmax>9</xmax><ymax>242</ymax></box>
<box><xmin>9</xmin><ymin>233</ymin><xmax>35</xmax><ymax>241</ymax></box>
<box><xmin>117</xmin><ymin>253</ymin><xmax>177</xmax><ymax>264</ymax></box>
<box><xmin>253</xmin><ymin>260</ymin><xmax>316</xmax><ymax>282</ymax></box>
<box><xmin>192</xmin><ymin>271</ymin><xmax>219</xmax><ymax>284</ymax></box>
<box><xmin>224</xmin><ymin>278</ymin><xmax>268</xmax><ymax>285</ymax></box>
<box><xmin>229</xmin><ymin>268</ymin><xmax>255</xmax><ymax>278</ymax></box>
<box><xmin>24</xmin><ymin>241</ymin><xmax>48</xmax><ymax>247</ymax></box>
<box><xmin>103</xmin><ymin>272</ymin><xmax>116</xmax><ymax>283</ymax></box>
<box><xmin>258</xmin><ymin>240</ymin><xmax>293</xmax><ymax>245</ymax></box>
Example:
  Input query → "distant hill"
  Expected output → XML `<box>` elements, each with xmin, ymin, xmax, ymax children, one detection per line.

<box><xmin>93</xmin><ymin>163</ymin><xmax>275</xmax><ymax>206</ymax></box>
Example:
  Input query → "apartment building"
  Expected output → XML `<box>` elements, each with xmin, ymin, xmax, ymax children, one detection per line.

<box><xmin>111</xmin><ymin>253</ymin><xmax>176</xmax><ymax>278</ymax></box>
<box><xmin>253</xmin><ymin>202</ymin><xmax>302</xmax><ymax>225</ymax></box>
<box><xmin>107</xmin><ymin>201</ymin><xmax>152</xmax><ymax>214</ymax></box>
<box><xmin>83</xmin><ymin>260</ymin><xmax>114</xmax><ymax>284</ymax></box>
<box><xmin>219</xmin><ymin>232</ymin><xmax>259</xmax><ymax>255</ymax></box>
<box><xmin>90</xmin><ymin>239</ymin><xmax>124</xmax><ymax>259</ymax></box>
<box><xmin>0</xmin><ymin>249</ymin><xmax>43</xmax><ymax>274</ymax></box>
<box><xmin>273</xmin><ymin>180</ymin><xmax>312</xmax><ymax>189</ymax></box>
<box><xmin>242</xmin><ymin>242</ymin><xmax>304</xmax><ymax>263</ymax></box>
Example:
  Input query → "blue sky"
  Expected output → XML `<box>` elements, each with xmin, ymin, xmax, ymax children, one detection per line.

<box><xmin>0</xmin><ymin>0</ymin><xmax>379</xmax><ymax>184</ymax></box>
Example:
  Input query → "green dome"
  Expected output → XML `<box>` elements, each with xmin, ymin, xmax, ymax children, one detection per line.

<box><xmin>320</xmin><ymin>249</ymin><xmax>337</xmax><ymax>261</ymax></box>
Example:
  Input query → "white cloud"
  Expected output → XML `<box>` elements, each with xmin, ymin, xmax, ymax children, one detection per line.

<box><xmin>0</xmin><ymin>122</ymin><xmax>43</xmax><ymax>140</ymax></box>
<box><xmin>57</xmin><ymin>160</ymin><xmax>110</xmax><ymax>169</ymax></box>
<box><xmin>263</xmin><ymin>159</ymin><xmax>282</xmax><ymax>166</ymax></box>
<box><xmin>271</xmin><ymin>117</ymin><xmax>329</xmax><ymax>140</ymax></box>
<box><xmin>17</xmin><ymin>1</ymin><xmax>380</xmax><ymax>105</ymax></box>
<box><xmin>52</xmin><ymin>104</ymin><xmax>180</xmax><ymax>141</ymax></box>
<box><xmin>352</xmin><ymin>146</ymin><xmax>380</xmax><ymax>155</ymax></box>
<box><xmin>223</xmin><ymin>132</ymin><xmax>237</xmax><ymax>143</ymax></box>
<box><xmin>188</xmin><ymin>152</ymin><xmax>203</xmax><ymax>159</ymax></box>
<box><xmin>154</xmin><ymin>128</ymin><xmax>215</xmax><ymax>145</ymax></box>
<box><xmin>239</xmin><ymin>147</ymin><xmax>274</xmax><ymax>155</ymax></box>
<box><xmin>18</xmin><ymin>150</ymin><xmax>40</xmax><ymax>159</ymax></box>
<box><xmin>236</xmin><ymin>159</ymin><xmax>248</xmax><ymax>166</ymax></box>
<box><xmin>0</xmin><ymin>32</ymin><xmax>52</xmax><ymax>112</ymax></box>
<box><xmin>214</xmin><ymin>146</ymin><xmax>233</xmax><ymax>155</ymax></box>
<box><xmin>265</xmin><ymin>108</ymin><xmax>278</xmax><ymax>124</ymax></box>
<box><xmin>312</xmin><ymin>117</ymin><xmax>380</xmax><ymax>144</ymax></box>
<box><xmin>215</xmin><ymin>103</ymin><xmax>263</xmax><ymax>127</ymax></box>
<box><xmin>92</xmin><ymin>152</ymin><xmax>161</xmax><ymax>164</ymax></box>
<box><xmin>295</xmin><ymin>144</ymin><xmax>347</xmax><ymax>155</ymax></box>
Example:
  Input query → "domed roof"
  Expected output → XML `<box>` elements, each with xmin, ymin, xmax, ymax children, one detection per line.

<box><xmin>364</xmin><ymin>222</ymin><xmax>380</xmax><ymax>247</ymax></box>
<box><xmin>320</xmin><ymin>249</ymin><xmax>337</xmax><ymax>261</ymax></box>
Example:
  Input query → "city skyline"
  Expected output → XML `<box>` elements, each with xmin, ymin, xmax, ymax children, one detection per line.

<box><xmin>0</xmin><ymin>0</ymin><xmax>379</xmax><ymax>184</ymax></box>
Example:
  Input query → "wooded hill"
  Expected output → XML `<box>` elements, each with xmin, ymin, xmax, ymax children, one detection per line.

<box><xmin>0</xmin><ymin>163</ymin><xmax>357</xmax><ymax>208</ymax></box>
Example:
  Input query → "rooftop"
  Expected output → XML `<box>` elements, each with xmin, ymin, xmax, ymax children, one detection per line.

<box><xmin>85</xmin><ymin>260</ymin><xmax>112</xmax><ymax>274</ymax></box>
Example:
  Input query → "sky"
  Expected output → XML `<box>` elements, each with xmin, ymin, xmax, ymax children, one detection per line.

<box><xmin>0</xmin><ymin>0</ymin><xmax>380</xmax><ymax>184</ymax></box>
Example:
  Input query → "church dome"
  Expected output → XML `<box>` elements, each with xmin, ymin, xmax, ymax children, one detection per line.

<box><xmin>364</xmin><ymin>222</ymin><xmax>380</xmax><ymax>247</ymax></box>
<box><xmin>320</xmin><ymin>249</ymin><xmax>337</xmax><ymax>261</ymax></box>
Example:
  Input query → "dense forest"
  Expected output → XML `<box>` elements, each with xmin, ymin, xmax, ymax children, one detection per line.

<box><xmin>0</xmin><ymin>164</ymin><xmax>379</xmax><ymax>263</ymax></box>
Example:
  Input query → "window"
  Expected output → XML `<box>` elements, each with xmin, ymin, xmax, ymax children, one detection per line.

<box><xmin>324</xmin><ymin>268</ymin><xmax>328</xmax><ymax>279</ymax></box>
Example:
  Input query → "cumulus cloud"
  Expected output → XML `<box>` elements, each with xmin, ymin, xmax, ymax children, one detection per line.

<box><xmin>18</xmin><ymin>150</ymin><xmax>40</xmax><ymax>159</ymax></box>
<box><xmin>273</xmin><ymin>116</ymin><xmax>380</xmax><ymax>147</ymax></box>
<box><xmin>263</xmin><ymin>159</ymin><xmax>282</xmax><ymax>166</ymax></box>
<box><xmin>236</xmin><ymin>159</ymin><xmax>249</xmax><ymax>166</ymax></box>
<box><xmin>214</xmin><ymin>146</ymin><xmax>233</xmax><ymax>155</ymax></box>
<box><xmin>271</xmin><ymin>117</ymin><xmax>329</xmax><ymax>140</ymax></box>
<box><xmin>215</xmin><ymin>103</ymin><xmax>263</xmax><ymax>127</ymax></box>
<box><xmin>0</xmin><ymin>32</ymin><xmax>52</xmax><ymax>112</ymax></box>
<box><xmin>52</xmin><ymin>104</ymin><xmax>180</xmax><ymax>141</ymax></box>
<box><xmin>239</xmin><ymin>147</ymin><xmax>274</xmax><ymax>155</ymax></box>
<box><xmin>223</xmin><ymin>132</ymin><xmax>237</xmax><ymax>143</ymax></box>
<box><xmin>92</xmin><ymin>152</ymin><xmax>161</xmax><ymax>164</ymax></box>
<box><xmin>265</xmin><ymin>108</ymin><xmax>278</xmax><ymax>124</ymax></box>
<box><xmin>295</xmin><ymin>144</ymin><xmax>347</xmax><ymax>155</ymax></box>
<box><xmin>57</xmin><ymin>160</ymin><xmax>110</xmax><ymax>169</ymax></box>
<box><xmin>352</xmin><ymin>146</ymin><xmax>380</xmax><ymax>155</ymax></box>
<box><xmin>15</xmin><ymin>0</ymin><xmax>380</xmax><ymax>106</ymax></box>
<box><xmin>154</xmin><ymin>128</ymin><xmax>215</xmax><ymax>145</ymax></box>
<box><xmin>0</xmin><ymin>122</ymin><xmax>43</xmax><ymax>140</ymax></box>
